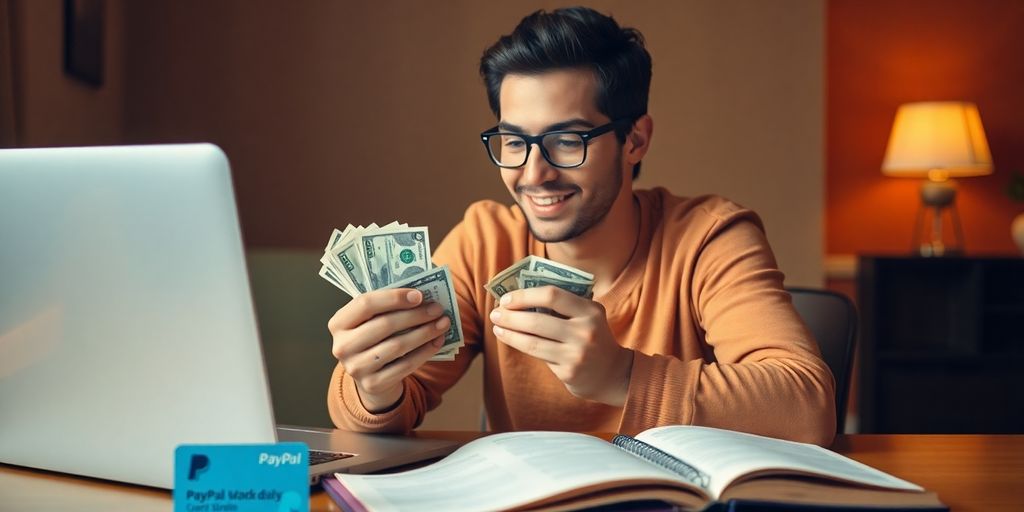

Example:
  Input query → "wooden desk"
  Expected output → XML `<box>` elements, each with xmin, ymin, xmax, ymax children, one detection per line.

<box><xmin>2</xmin><ymin>433</ymin><xmax>1022</xmax><ymax>511</ymax></box>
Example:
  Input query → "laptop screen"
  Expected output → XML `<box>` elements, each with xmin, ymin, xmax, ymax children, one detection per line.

<box><xmin>0</xmin><ymin>144</ymin><xmax>278</xmax><ymax>488</ymax></box>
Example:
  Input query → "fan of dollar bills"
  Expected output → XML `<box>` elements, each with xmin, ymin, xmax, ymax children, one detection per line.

<box><xmin>318</xmin><ymin>223</ymin><xmax>463</xmax><ymax>361</ymax></box>
<box><xmin>318</xmin><ymin>224</ymin><xmax>596</xmax><ymax>361</ymax></box>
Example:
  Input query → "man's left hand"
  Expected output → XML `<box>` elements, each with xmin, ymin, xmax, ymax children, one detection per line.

<box><xmin>489</xmin><ymin>286</ymin><xmax>633</xmax><ymax>406</ymax></box>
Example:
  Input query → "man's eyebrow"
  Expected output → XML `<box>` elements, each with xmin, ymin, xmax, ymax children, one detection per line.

<box><xmin>497</xmin><ymin>118</ymin><xmax>597</xmax><ymax>134</ymax></box>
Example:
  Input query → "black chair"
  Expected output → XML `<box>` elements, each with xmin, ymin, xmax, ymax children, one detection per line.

<box><xmin>787</xmin><ymin>287</ymin><xmax>858</xmax><ymax>434</ymax></box>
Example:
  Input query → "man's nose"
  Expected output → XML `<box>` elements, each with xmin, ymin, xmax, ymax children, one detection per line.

<box><xmin>520</xmin><ymin>144</ymin><xmax>559</xmax><ymax>185</ymax></box>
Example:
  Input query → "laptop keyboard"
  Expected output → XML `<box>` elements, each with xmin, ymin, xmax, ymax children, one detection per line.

<box><xmin>310</xmin><ymin>449</ymin><xmax>355</xmax><ymax>465</ymax></box>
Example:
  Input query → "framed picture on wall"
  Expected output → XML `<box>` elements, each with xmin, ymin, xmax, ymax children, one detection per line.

<box><xmin>63</xmin><ymin>0</ymin><xmax>104</xmax><ymax>87</ymax></box>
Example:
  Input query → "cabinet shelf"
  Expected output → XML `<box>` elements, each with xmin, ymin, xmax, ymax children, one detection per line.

<box><xmin>858</xmin><ymin>256</ymin><xmax>1024</xmax><ymax>434</ymax></box>
<box><xmin>984</xmin><ymin>304</ymin><xmax>1024</xmax><ymax>313</ymax></box>
<box><xmin>875</xmin><ymin>351</ymin><xmax>1024</xmax><ymax>364</ymax></box>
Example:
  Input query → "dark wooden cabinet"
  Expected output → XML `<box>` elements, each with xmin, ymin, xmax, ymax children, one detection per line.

<box><xmin>857</xmin><ymin>256</ymin><xmax>1024</xmax><ymax>433</ymax></box>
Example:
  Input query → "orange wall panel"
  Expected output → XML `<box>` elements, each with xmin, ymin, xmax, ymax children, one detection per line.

<box><xmin>827</xmin><ymin>0</ymin><xmax>1024</xmax><ymax>256</ymax></box>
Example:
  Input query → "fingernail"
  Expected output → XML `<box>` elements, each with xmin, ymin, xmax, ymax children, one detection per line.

<box><xmin>493</xmin><ymin>325</ymin><xmax>504</xmax><ymax>336</ymax></box>
<box><xmin>489</xmin><ymin>309</ymin><xmax>501</xmax><ymax>321</ymax></box>
<box><xmin>500</xmin><ymin>294</ymin><xmax>511</xmax><ymax>305</ymax></box>
<box><xmin>427</xmin><ymin>303</ymin><xmax>443</xmax><ymax>316</ymax></box>
<box><xmin>407</xmin><ymin>290</ymin><xmax>421</xmax><ymax>304</ymax></box>
<box><xmin>435</xmin><ymin>316</ymin><xmax>450</xmax><ymax>330</ymax></box>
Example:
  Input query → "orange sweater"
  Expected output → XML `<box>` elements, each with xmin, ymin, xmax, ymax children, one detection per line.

<box><xmin>328</xmin><ymin>188</ymin><xmax>836</xmax><ymax>445</ymax></box>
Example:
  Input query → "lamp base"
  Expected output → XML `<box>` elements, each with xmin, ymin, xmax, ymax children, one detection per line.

<box><xmin>917</xmin><ymin>242</ymin><xmax>963</xmax><ymax>258</ymax></box>
<box><xmin>912</xmin><ymin>180</ymin><xmax>965</xmax><ymax>257</ymax></box>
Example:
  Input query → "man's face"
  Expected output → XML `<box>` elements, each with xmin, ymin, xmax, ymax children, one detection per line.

<box><xmin>496</xmin><ymin>70</ymin><xmax>627</xmax><ymax>243</ymax></box>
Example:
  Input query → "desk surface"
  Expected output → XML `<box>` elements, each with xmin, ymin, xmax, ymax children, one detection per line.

<box><xmin>2</xmin><ymin>432</ymin><xmax>1022</xmax><ymax>511</ymax></box>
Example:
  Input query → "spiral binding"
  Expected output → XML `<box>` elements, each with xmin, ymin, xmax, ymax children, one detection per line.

<box><xmin>612</xmin><ymin>434</ymin><xmax>711</xmax><ymax>489</ymax></box>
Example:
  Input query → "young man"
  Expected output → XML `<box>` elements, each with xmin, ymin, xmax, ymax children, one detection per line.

<box><xmin>326</xmin><ymin>7</ymin><xmax>835</xmax><ymax>445</ymax></box>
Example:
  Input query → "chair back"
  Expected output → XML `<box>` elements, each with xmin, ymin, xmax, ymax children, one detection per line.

<box><xmin>247</xmin><ymin>249</ymin><xmax>346</xmax><ymax>428</ymax></box>
<box><xmin>787</xmin><ymin>287</ymin><xmax>858</xmax><ymax>433</ymax></box>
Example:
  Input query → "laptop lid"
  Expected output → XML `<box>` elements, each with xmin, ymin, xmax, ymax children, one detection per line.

<box><xmin>0</xmin><ymin>144</ymin><xmax>278</xmax><ymax>488</ymax></box>
<box><xmin>0</xmin><ymin>144</ymin><xmax>461</xmax><ymax>489</ymax></box>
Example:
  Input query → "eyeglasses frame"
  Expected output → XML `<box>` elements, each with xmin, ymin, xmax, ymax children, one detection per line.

<box><xmin>479</xmin><ymin>118</ymin><xmax>634</xmax><ymax>169</ymax></box>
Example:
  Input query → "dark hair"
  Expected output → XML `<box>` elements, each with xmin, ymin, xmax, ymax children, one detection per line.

<box><xmin>480</xmin><ymin>7</ymin><xmax>652</xmax><ymax>179</ymax></box>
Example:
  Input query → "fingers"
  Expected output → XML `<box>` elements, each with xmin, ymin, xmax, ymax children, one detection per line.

<box><xmin>348</xmin><ymin>326</ymin><xmax>448</xmax><ymax>398</ymax></box>
<box><xmin>499</xmin><ymin>286</ymin><xmax>593</xmax><ymax>318</ymax></box>
<box><xmin>369</xmin><ymin>334</ymin><xmax>449</xmax><ymax>389</ymax></box>
<box><xmin>346</xmin><ymin>302</ymin><xmax>446</xmax><ymax>355</ymax></box>
<box><xmin>336</xmin><ymin>312</ymin><xmax>450</xmax><ymax>401</ymax></box>
<box><xmin>329</xmin><ymin>288</ymin><xmax>424</xmax><ymax>331</ymax></box>
<box><xmin>489</xmin><ymin>307</ymin><xmax>562</xmax><ymax>340</ymax></box>
<box><xmin>328</xmin><ymin>288</ymin><xmax>447</xmax><ymax>371</ymax></box>
<box><xmin>492</xmin><ymin>324</ymin><xmax>561</xmax><ymax>364</ymax></box>
<box><xmin>357</xmin><ymin>315</ymin><xmax>451</xmax><ymax>372</ymax></box>
<box><xmin>327</xmin><ymin>288</ymin><xmax>453</xmax><ymax>411</ymax></box>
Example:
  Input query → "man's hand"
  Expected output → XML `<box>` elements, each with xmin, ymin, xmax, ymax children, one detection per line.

<box><xmin>489</xmin><ymin>286</ymin><xmax>633</xmax><ymax>406</ymax></box>
<box><xmin>328</xmin><ymin>289</ymin><xmax>451</xmax><ymax>413</ymax></box>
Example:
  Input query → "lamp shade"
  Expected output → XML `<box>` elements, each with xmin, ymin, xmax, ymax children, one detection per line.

<box><xmin>881</xmin><ymin>101</ymin><xmax>993</xmax><ymax>179</ymax></box>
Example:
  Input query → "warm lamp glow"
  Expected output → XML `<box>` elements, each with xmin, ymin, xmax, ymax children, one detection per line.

<box><xmin>882</xmin><ymin>101</ymin><xmax>993</xmax><ymax>179</ymax></box>
<box><xmin>880</xmin><ymin>101</ymin><xmax>994</xmax><ymax>257</ymax></box>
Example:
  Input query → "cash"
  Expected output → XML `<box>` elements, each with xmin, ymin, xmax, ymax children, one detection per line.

<box><xmin>485</xmin><ymin>256</ymin><xmax>595</xmax><ymax>308</ymax></box>
<box><xmin>319</xmin><ymin>223</ymin><xmax>462</xmax><ymax>361</ymax></box>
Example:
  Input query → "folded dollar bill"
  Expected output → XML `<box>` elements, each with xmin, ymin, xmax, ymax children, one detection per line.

<box><xmin>485</xmin><ymin>255</ymin><xmax>595</xmax><ymax>303</ymax></box>
<box><xmin>517</xmin><ymin>270</ymin><xmax>594</xmax><ymax>298</ymax></box>
<box><xmin>319</xmin><ymin>224</ymin><xmax>462</xmax><ymax>361</ymax></box>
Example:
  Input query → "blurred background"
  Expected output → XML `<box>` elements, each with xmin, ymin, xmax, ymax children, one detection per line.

<box><xmin>2</xmin><ymin>0</ymin><xmax>1021</xmax><ymax>434</ymax></box>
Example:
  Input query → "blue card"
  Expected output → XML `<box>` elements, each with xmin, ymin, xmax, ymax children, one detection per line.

<box><xmin>174</xmin><ymin>443</ymin><xmax>309</xmax><ymax>512</ymax></box>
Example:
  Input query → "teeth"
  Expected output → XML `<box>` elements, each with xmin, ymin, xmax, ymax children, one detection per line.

<box><xmin>531</xmin><ymin>194</ymin><xmax>570</xmax><ymax>206</ymax></box>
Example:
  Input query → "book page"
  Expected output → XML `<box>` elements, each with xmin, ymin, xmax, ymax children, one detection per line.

<box><xmin>333</xmin><ymin>431</ymin><xmax>703</xmax><ymax>511</ymax></box>
<box><xmin>635</xmin><ymin>426</ymin><xmax>923</xmax><ymax>499</ymax></box>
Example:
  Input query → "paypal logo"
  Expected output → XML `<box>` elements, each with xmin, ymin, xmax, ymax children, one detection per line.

<box><xmin>258</xmin><ymin>451</ymin><xmax>303</xmax><ymax>468</ymax></box>
<box><xmin>187</xmin><ymin>454</ymin><xmax>210</xmax><ymax>480</ymax></box>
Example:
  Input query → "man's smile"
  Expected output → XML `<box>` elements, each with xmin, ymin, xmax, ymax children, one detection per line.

<box><xmin>522</xmin><ymin>191</ymin><xmax>578</xmax><ymax>217</ymax></box>
<box><xmin>527</xmin><ymin>192</ymin><xmax>575</xmax><ymax>206</ymax></box>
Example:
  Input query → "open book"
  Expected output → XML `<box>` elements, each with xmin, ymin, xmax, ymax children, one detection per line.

<box><xmin>323</xmin><ymin>426</ymin><xmax>947</xmax><ymax>511</ymax></box>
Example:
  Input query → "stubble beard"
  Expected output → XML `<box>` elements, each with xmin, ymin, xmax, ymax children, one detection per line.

<box><xmin>523</xmin><ymin>154</ymin><xmax>624</xmax><ymax>244</ymax></box>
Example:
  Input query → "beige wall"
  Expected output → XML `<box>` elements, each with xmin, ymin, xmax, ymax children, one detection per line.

<box><xmin>7</xmin><ymin>1</ymin><xmax>824</xmax><ymax>283</ymax></box>
<box><xmin>647</xmin><ymin>1</ymin><xmax>824</xmax><ymax>287</ymax></box>
<box><xmin>8</xmin><ymin>1</ymin><xmax>824</xmax><ymax>429</ymax></box>
<box><xmin>116</xmin><ymin>0</ymin><xmax>824</xmax><ymax>286</ymax></box>
<box><xmin>6</xmin><ymin>0</ymin><xmax>124</xmax><ymax>147</ymax></box>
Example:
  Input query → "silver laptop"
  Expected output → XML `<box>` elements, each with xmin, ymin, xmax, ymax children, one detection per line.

<box><xmin>0</xmin><ymin>144</ymin><xmax>458</xmax><ymax>488</ymax></box>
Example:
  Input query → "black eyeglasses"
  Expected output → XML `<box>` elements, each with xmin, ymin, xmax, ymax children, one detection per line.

<box><xmin>480</xmin><ymin>119</ymin><xmax>633</xmax><ymax>169</ymax></box>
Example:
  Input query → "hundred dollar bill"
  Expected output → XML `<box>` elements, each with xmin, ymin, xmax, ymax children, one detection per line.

<box><xmin>319</xmin><ymin>225</ymin><xmax>354</xmax><ymax>294</ymax></box>
<box><xmin>486</xmin><ymin>255</ymin><xmax>595</xmax><ymax>301</ymax></box>
<box><xmin>484</xmin><ymin>255</ymin><xmax>536</xmax><ymax>300</ymax></box>
<box><xmin>327</xmin><ymin>224</ymin><xmax>385</xmax><ymax>296</ymax></box>
<box><xmin>318</xmin><ymin>265</ymin><xmax>347</xmax><ymax>291</ymax></box>
<box><xmin>516</xmin><ymin>270</ymin><xmax>594</xmax><ymax>315</ymax></box>
<box><xmin>529</xmin><ymin>257</ymin><xmax>595</xmax><ymax>283</ymax></box>
<box><xmin>431</xmin><ymin>346</ymin><xmax>457</xmax><ymax>362</ymax></box>
<box><xmin>321</xmin><ymin>251</ymin><xmax>358</xmax><ymax>295</ymax></box>
<box><xmin>384</xmin><ymin>264</ymin><xmax>464</xmax><ymax>360</ymax></box>
<box><xmin>320</xmin><ymin>222</ymin><xmax>428</xmax><ymax>298</ymax></box>
<box><xmin>517</xmin><ymin>270</ymin><xmax>594</xmax><ymax>297</ymax></box>
<box><xmin>336</xmin><ymin>243</ymin><xmax>370</xmax><ymax>294</ymax></box>
<box><xmin>324</xmin><ymin>225</ymin><xmax>352</xmax><ymax>253</ymax></box>
<box><xmin>359</xmin><ymin>226</ymin><xmax>431</xmax><ymax>290</ymax></box>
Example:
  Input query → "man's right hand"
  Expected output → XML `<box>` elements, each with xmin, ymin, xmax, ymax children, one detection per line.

<box><xmin>328</xmin><ymin>289</ymin><xmax>451</xmax><ymax>413</ymax></box>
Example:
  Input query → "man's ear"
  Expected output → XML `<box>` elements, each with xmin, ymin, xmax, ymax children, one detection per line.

<box><xmin>624</xmin><ymin>115</ymin><xmax>653</xmax><ymax>166</ymax></box>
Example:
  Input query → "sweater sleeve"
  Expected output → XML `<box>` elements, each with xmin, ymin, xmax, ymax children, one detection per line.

<box><xmin>327</xmin><ymin>218</ymin><xmax>483</xmax><ymax>433</ymax></box>
<box><xmin>619</xmin><ymin>209</ymin><xmax>836</xmax><ymax>446</ymax></box>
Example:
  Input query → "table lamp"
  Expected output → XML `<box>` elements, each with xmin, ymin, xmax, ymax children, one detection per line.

<box><xmin>881</xmin><ymin>101</ymin><xmax>993</xmax><ymax>256</ymax></box>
